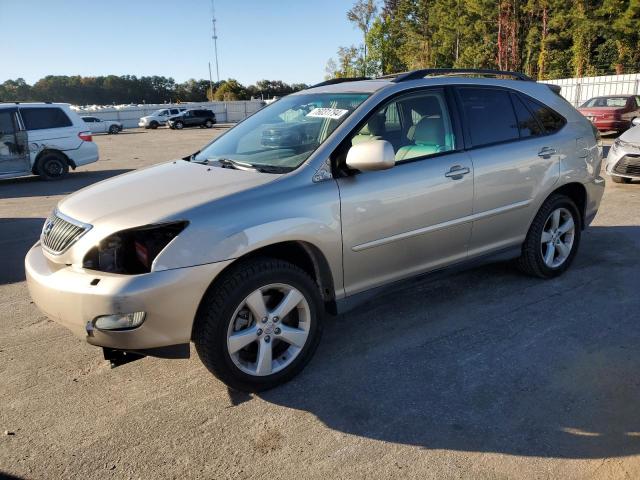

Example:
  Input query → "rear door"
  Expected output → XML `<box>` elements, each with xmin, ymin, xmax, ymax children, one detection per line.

<box><xmin>0</xmin><ymin>108</ymin><xmax>30</xmax><ymax>174</ymax></box>
<box><xmin>455</xmin><ymin>86</ymin><xmax>565</xmax><ymax>256</ymax></box>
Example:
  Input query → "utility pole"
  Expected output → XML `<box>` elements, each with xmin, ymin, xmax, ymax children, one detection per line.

<box><xmin>211</xmin><ymin>0</ymin><xmax>220</xmax><ymax>83</ymax></box>
<box><xmin>208</xmin><ymin>62</ymin><xmax>214</xmax><ymax>101</ymax></box>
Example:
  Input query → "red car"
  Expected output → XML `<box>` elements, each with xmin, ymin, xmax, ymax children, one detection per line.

<box><xmin>578</xmin><ymin>95</ymin><xmax>640</xmax><ymax>133</ymax></box>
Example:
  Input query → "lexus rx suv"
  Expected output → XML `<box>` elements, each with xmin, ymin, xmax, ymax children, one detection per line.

<box><xmin>25</xmin><ymin>70</ymin><xmax>604</xmax><ymax>391</ymax></box>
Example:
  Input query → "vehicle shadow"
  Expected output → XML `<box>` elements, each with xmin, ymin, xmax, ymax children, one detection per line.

<box><xmin>0</xmin><ymin>169</ymin><xmax>131</xmax><ymax>200</ymax></box>
<box><xmin>0</xmin><ymin>217</ymin><xmax>45</xmax><ymax>285</ymax></box>
<box><xmin>260</xmin><ymin>225</ymin><xmax>640</xmax><ymax>460</ymax></box>
<box><xmin>0</xmin><ymin>471</ymin><xmax>25</xmax><ymax>480</ymax></box>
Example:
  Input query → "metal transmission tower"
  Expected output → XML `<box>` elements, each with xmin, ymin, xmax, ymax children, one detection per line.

<box><xmin>211</xmin><ymin>0</ymin><xmax>220</xmax><ymax>83</ymax></box>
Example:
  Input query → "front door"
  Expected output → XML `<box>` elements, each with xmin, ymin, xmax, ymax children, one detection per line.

<box><xmin>337</xmin><ymin>88</ymin><xmax>474</xmax><ymax>295</ymax></box>
<box><xmin>0</xmin><ymin>108</ymin><xmax>29</xmax><ymax>175</ymax></box>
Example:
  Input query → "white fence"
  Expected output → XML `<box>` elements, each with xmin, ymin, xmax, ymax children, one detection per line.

<box><xmin>73</xmin><ymin>100</ymin><xmax>265</xmax><ymax>128</ymax></box>
<box><xmin>545</xmin><ymin>73</ymin><xmax>640</xmax><ymax>107</ymax></box>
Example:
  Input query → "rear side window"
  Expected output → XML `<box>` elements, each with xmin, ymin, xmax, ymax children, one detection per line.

<box><xmin>21</xmin><ymin>107</ymin><xmax>72</xmax><ymax>130</ymax></box>
<box><xmin>520</xmin><ymin>96</ymin><xmax>565</xmax><ymax>134</ymax></box>
<box><xmin>458</xmin><ymin>88</ymin><xmax>519</xmax><ymax>147</ymax></box>
<box><xmin>511</xmin><ymin>94</ymin><xmax>544</xmax><ymax>138</ymax></box>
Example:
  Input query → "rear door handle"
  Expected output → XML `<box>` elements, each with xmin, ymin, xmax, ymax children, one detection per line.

<box><xmin>538</xmin><ymin>147</ymin><xmax>557</xmax><ymax>158</ymax></box>
<box><xmin>444</xmin><ymin>165</ymin><xmax>471</xmax><ymax>179</ymax></box>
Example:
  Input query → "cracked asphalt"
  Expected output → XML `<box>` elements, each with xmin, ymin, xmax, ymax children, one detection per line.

<box><xmin>1</xmin><ymin>129</ymin><xmax>639</xmax><ymax>479</ymax></box>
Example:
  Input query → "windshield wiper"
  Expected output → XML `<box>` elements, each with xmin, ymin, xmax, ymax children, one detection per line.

<box><xmin>211</xmin><ymin>158</ymin><xmax>292</xmax><ymax>174</ymax></box>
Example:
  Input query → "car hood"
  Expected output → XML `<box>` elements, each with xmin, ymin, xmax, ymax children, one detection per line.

<box><xmin>619</xmin><ymin>125</ymin><xmax>640</xmax><ymax>144</ymax></box>
<box><xmin>57</xmin><ymin>161</ymin><xmax>279</xmax><ymax>228</ymax></box>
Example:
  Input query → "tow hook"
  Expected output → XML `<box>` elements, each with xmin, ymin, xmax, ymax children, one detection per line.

<box><xmin>103</xmin><ymin>347</ymin><xmax>145</xmax><ymax>368</ymax></box>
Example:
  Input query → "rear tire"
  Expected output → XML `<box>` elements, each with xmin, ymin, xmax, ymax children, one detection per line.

<box><xmin>108</xmin><ymin>125</ymin><xmax>120</xmax><ymax>134</ymax></box>
<box><xmin>35</xmin><ymin>152</ymin><xmax>69</xmax><ymax>180</ymax></box>
<box><xmin>193</xmin><ymin>257</ymin><xmax>324</xmax><ymax>392</ymax></box>
<box><xmin>516</xmin><ymin>194</ymin><xmax>581</xmax><ymax>279</ymax></box>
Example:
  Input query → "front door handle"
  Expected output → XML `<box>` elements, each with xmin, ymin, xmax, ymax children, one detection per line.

<box><xmin>445</xmin><ymin>165</ymin><xmax>471</xmax><ymax>180</ymax></box>
<box><xmin>538</xmin><ymin>147</ymin><xmax>557</xmax><ymax>158</ymax></box>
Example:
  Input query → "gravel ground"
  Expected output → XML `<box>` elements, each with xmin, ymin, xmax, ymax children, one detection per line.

<box><xmin>1</xmin><ymin>129</ymin><xmax>639</xmax><ymax>479</ymax></box>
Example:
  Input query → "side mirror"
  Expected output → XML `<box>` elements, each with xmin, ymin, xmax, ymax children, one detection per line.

<box><xmin>346</xmin><ymin>140</ymin><xmax>395</xmax><ymax>172</ymax></box>
<box><xmin>632</xmin><ymin>117</ymin><xmax>640</xmax><ymax>127</ymax></box>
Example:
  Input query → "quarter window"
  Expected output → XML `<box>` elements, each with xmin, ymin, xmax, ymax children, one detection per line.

<box><xmin>511</xmin><ymin>94</ymin><xmax>543</xmax><ymax>138</ymax></box>
<box><xmin>520</xmin><ymin>96</ymin><xmax>565</xmax><ymax>134</ymax></box>
<box><xmin>21</xmin><ymin>108</ymin><xmax>72</xmax><ymax>130</ymax></box>
<box><xmin>458</xmin><ymin>88</ymin><xmax>519</xmax><ymax>147</ymax></box>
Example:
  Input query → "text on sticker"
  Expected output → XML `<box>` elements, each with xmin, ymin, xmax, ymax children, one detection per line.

<box><xmin>306</xmin><ymin>108</ymin><xmax>349</xmax><ymax>120</ymax></box>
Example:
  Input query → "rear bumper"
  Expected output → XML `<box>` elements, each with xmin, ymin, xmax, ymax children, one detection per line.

<box><xmin>25</xmin><ymin>243</ymin><xmax>233</xmax><ymax>350</ymax></box>
<box><xmin>65</xmin><ymin>141</ymin><xmax>99</xmax><ymax>167</ymax></box>
<box><xmin>592</xmin><ymin>120</ymin><xmax>628</xmax><ymax>131</ymax></box>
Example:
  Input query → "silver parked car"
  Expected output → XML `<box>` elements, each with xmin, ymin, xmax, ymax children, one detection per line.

<box><xmin>606</xmin><ymin>122</ymin><xmax>640</xmax><ymax>183</ymax></box>
<box><xmin>25</xmin><ymin>69</ymin><xmax>604</xmax><ymax>391</ymax></box>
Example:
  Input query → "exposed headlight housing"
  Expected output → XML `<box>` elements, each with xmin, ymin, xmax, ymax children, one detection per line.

<box><xmin>83</xmin><ymin>221</ymin><xmax>188</xmax><ymax>274</ymax></box>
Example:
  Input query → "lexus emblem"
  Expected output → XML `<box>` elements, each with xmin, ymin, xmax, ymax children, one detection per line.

<box><xmin>43</xmin><ymin>219</ymin><xmax>55</xmax><ymax>237</ymax></box>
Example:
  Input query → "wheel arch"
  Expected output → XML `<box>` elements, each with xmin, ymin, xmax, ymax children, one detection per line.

<box><xmin>192</xmin><ymin>240</ymin><xmax>337</xmax><ymax>341</ymax></box>
<box><xmin>33</xmin><ymin>148</ymin><xmax>75</xmax><ymax>174</ymax></box>
<box><xmin>549</xmin><ymin>182</ymin><xmax>587</xmax><ymax>229</ymax></box>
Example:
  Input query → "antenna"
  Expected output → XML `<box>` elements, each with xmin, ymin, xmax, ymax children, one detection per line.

<box><xmin>211</xmin><ymin>0</ymin><xmax>220</xmax><ymax>83</ymax></box>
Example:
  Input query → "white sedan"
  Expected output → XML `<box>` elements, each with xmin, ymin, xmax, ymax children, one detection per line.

<box><xmin>81</xmin><ymin>116</ymin><xmax>123</xmax><ymax>134</ymax></box>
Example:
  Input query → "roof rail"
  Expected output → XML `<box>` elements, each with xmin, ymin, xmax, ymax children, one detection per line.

<box><xmin>383</xmin><ymin>68</ymin><xmax>534</xmax><ymax>83</ymax></box>
<box><xmin>308</xmin><ymin>77</ymin><xmax>371</xmax><ymax>89</ymax></box>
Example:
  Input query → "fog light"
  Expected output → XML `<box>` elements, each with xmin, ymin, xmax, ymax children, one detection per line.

<box><xmin>94</xmin><ymin>312</ymin><xmax>146</xmax><ymax>331</ymax></box>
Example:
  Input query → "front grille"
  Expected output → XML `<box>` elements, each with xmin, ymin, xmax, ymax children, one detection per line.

<box><xmin>614</xmin><ymin>155</ymin><xmax>640</xmax><ymax>177</ymax></box>
<box><xmin>41</xmin><ymin>211</ymin><xmax>91</xmax><ymax>254</ymax></box>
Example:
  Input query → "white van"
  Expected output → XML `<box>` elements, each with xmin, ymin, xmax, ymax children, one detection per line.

<box><xmin>0</xmin><ymin>103</ymin><xmax>99</xmax><ymax>180</ymax></box>
<box><xmin>138</xmin><ymin>107</ymin><xmax>187</xmax><ymax>129</ymax></box>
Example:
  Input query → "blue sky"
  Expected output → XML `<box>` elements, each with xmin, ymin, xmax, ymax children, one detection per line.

<box><xmin>0</xmin><ymin>0</ymin><xmax>363</xmax><ymax>86</ymax></box>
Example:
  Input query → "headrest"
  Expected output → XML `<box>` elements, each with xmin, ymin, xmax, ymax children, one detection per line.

<box><xmin>414</xmin><ymin>117</ymin><xmax>445</xmax><ymax>146</ymax></box>
<box><xmin>360</xmin><ymin>114</ymin><xmax>386</xmax><ymax>136</ymax></box>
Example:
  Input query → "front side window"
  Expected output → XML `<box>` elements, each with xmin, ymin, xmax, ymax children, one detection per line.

<box><xmin>195</xmin><ymin>92</ymin><xmax>369</xmax><ymax>172</ymax></box>
<box><xmin>350</xmin><ymin>89</ymin><xmax>455</xmax><ymax>163</ymax></box>
<box><xmin>21</xmin><ymin>108</ymin><xmax>72</xmax><ymax>130</ymax></box>
<box><xmin>458</xmin><ymin>88</ymin><xmax>519</xmax><ymax>147</ymax></box>
<box><xmin>170</xmin><ymin>109</ymin><xmax>179</xmax><ymax>115</ymax></box>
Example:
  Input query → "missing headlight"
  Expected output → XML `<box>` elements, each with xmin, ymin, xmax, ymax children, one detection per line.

<box><xmin>83</xmin><ymin>221</ymin><xmax>188</xmax><ymax>274</ymax></box>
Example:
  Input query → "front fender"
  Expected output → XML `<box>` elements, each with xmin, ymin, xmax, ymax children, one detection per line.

<box><xmin>152</xmin><ymin>178</ymin><xmax>344</xmax><ymax>295</ymax></box>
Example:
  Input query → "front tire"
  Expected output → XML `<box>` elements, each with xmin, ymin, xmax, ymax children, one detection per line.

<box><xmin>35</xmin><ymin>152</ymin><xmax>69</xmax><ymax>180</ymax></box>
<box><xmin>516</xmin><ymin>194</ymin><xmax>581</xmax><ymax>278</ymax></box>
<box><xmin>175</xmin><ymin>121</ymin><xmax>184</xmax><ymax>130</ymax></box>
<box><xmin>204</xmin><ymin>120</ymin><xmax>213</xmax><ymax>128</ymax></box>
<box><xmin>193</xmin><ymin>257</ymin><xmax>324</xmax><ymax>392</ymax></box>
<box><xmin>149</xmin><ymin>121</ymin><xmax>159</xmax><ymax>129</ymax></box>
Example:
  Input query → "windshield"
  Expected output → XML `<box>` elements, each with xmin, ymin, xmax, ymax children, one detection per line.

<box><xmin>581</xmin><ymin>97</ymin><xmax>628</xmax><ymax>108</ymax></box>
<box><xmin>194</xmin><ymin>92</ymin><xmax>370</xmax><ymax>171</ymax></box>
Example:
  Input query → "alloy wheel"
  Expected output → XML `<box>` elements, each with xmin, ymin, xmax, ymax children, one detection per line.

<box><xmin>540</xmin><ymin>207</ymin><xmax>575</xmax><ymax>268</ymax></box>
<box><xmin>226</xmin><ymin>283</ymin><xmax>310</xmax><ymax>376</ymax></box>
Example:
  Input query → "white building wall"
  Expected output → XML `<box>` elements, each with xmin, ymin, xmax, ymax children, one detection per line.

<box><xmin>544</xmin><ymin>74</ymin><xmax>640</xmax><ymax>107</ymax></box>
<box><xmin>73</xmin><ymin>100</ymin><xmax>265</xmax><ymax>128</ymax></box>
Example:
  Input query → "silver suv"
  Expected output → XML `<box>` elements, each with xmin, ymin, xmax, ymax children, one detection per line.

<box><xmin>25</xmin><ymin>69</ymin><xmax>604</xmax><ymax>391</ymax></box>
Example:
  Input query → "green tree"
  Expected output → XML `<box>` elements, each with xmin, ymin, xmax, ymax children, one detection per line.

<box><xmin>347</xmin><ymin>0</ymin><xmax>379</xmax><ymax>75</ymax></box>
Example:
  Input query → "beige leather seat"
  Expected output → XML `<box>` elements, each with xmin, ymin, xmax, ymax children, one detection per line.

<box><xmin>351</xmin><ymin>114</ymin><xmax>386</xmax><ymax>145</ymax></box>
<box><xmin>395</xmin><ymin>117</ymin><xmax>446</xmax><ymax>161</ymax></box>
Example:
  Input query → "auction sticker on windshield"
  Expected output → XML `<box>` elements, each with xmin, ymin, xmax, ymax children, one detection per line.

<box><xmin>306</xmin><ymin>108</ymin><xmax>350</xmax><ymax>120</ymax></box>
